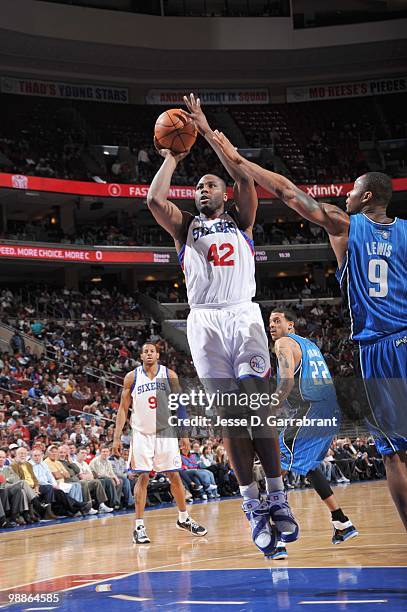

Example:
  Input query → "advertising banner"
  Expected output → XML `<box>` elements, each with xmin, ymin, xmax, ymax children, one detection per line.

<box><xmin>1</xmin><ymin>174</ymin><xmax>407</xmax><ymax>200</ymax></box>
<box><xmin>0</xmin><ymin>244</ymin><xmax>174</xmax><ymax>264</ymax></box>
<box><xmin>146</xmin><ymin>88</ymin><xmax>269</xmax><ymax>105</ymax></box>
<box><xmin>0</xmin><ymin>76</ymin><xmax>129</xmax><ymax>104</ymax></box>
<box><xmin>0</xmin><ymin>243</ymin><xmax>332</xmax><ymax>266</ymax></box>
<box><xmin>287</xmin><ymin>76</ymin><xmax>407</xmax><ymax>102</ymax></box>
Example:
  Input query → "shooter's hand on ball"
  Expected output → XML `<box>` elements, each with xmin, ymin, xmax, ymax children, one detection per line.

<box><xmin>154</xmin><ymin>137</ymin><xmax>189</xmax><ymax>163</ymax></box>
<box><xmin>212</xmin><ymin>130</ymin><xmax>243</xmax><ymax>165</ymax></box>
<box><xmin>183</xmin><ymin>93</ymin><xmax>210</xmax><ymax>136</ymax></box>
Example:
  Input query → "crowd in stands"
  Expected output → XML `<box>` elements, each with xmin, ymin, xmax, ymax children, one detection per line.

<box><xmin>0</xmin><ymin>285</ymin><xmax>143</xmax><ymax>321</ymax></box>
<box><xmin>2</xmin><ymin>217</ymin><xmax>329</xmax><ymax>249</ymax></box>
<box><xmin>1</xmin><ymin>93</ymin><xmax>405</xmax><ymax>187</ymax></box>
<box><xmin>142</xmin><ymin>273</ymin><xmax>340</xmax><ymax>306</ymax></box>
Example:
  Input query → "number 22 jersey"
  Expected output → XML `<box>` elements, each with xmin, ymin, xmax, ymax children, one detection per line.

<box><xmin>178</xmin><ymin>212</ymin><xmax>256</xmax><ymax>308</ymax></box>
<box><xmin>337</xmin><ymin>213</ymin><xmax>407</xmax><ymax>344</ymax></box>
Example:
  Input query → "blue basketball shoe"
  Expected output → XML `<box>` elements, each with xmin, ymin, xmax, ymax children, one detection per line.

<box><xmin>242</xmin><ymin>498</ymin><xmax>278</xmax><ymax>558</ymax></box>
<box><xmin>267</xmin><ymin>490</ymin><xmax>299</xmax><ymax>543</ymax></box>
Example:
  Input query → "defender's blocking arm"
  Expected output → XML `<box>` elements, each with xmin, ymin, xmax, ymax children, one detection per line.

<box><xmin>184</xmin><ymin>94</ymin><xmax>258</xmax><ymax>231</ymax></box>
<box><xmin>213</xmin><ymin>130</ymin><xmax>349</xmax><ymax>237</ymax></box>
<box><xmin>113</xmin><ymin>371</ymin><xmax>133</xmax><ymax>454</ymax></box>
<box><xmin>147</xmin><ymin>147</ymin><xmax>193</xmax><ymax>245</ymax></box>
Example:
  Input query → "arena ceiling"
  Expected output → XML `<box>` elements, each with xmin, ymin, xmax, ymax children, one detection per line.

<box><xmin>0</xmin><ymin>26</ymin><xmax>406</xmax><ymax>85</ymax></box>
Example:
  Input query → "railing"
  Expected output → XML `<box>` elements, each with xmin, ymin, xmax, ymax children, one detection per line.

<box><xmin>0</xmin><ymin>322</ymin><xmax>45</xmax><ymax>358</ymax></box>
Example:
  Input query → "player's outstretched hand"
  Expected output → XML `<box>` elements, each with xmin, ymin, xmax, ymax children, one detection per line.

<box><xmin>153</xmin><ymin>136</ymin><xmax>189</xmax><ymax>163</ymax></box>
<box><xmin>183</xmin><ymin>93</ymin><xmax>210</xmax><ymax>136</ymax></box>
<box><xmin>212</xmin><ymin>130</ymin><xmax>243</xmax><ymax>165</ymax></box>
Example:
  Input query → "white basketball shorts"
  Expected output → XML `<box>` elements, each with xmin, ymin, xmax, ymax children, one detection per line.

<box><xmin>128</xmin><ymin>430</ymin><xmax>182</xmax><ymax>473</ymax></box>
<box><xmin>187</xmin><ymin>301</ymin><xmax>270</xmax><ymax>382</ymax></box>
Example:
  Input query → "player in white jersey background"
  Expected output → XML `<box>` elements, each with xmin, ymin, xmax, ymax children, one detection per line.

<box><xmin>113</xmin><ymin>343</ymin><xmax>207</xmax><ymax>544</ymax></box>
<box><xmin>147</xmin><ymin>94</ymin><xmax>299</xmax><ymax>558</ymax></box>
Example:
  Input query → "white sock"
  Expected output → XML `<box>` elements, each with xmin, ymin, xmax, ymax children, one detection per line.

<box><xmin>135</xmin><ymin>519</ymin><xmax>144</xmax><ymax>528</ymax></box>
<box><xmin>266</xmin><ymin>477</ymin><xmax>284</xmax><ymax>494</ymax></box>
<box><xmin>239</xmin><ymin>481</ymin><xmax>259</xmax><ymax>501</ymax></box>
<box><xmin>178</xmin><ymin>510</ymin><xmax>189</xmax><ymax>522</ymax></box>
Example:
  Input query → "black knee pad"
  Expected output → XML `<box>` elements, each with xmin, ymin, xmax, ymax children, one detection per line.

<box><xmin>307</xmin><ymin>468</ymin><xmax>333</xmax><ymax>501</ymax></box>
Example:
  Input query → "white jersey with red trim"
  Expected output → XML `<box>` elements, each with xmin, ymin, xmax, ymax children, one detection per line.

<box><xmin>130</xmin><ymin>365</ymin><xmax>171</xmax><ymax>435</ymax></box>
<box><xmin>178</xmin><ymin>212</ymin><xmax>256</xmax><ymax>308</ymax></box>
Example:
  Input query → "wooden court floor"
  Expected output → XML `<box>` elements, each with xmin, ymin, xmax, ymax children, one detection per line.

<box><xmin>0</xmin><ymin>480</ymin><xmax>406</xmax><ymax>610</ymax></box>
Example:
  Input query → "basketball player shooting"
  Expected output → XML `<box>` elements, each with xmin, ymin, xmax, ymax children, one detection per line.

<box><xmin>147</xmin><ymin>94</ymin><xmax>299</xmax><ymax>558</ymax></box>
<box><xmin>113</xmin><ymin>343</ymin><xmax>207</xmax><ymax>544</ymax></box>
<box><xmin>269</xmin><ymin>309</ymin><xmax>358</xmax><ymax>559</ymax></box>
<box><xmin>213</xmin><ymin>130</ymin><xmax>407</xmax><ymax>530</ymax></box>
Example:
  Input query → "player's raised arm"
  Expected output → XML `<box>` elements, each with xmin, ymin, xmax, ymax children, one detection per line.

<box><xmin>184</xmin><ymin>93</ymin><xmax>258</xmax><ymax>231</ymax></box>
<box><xmin>147</xmin><ymin>146</ymin><xmax>193</xmax><ymax>245</ymax></box>
<box><xmin>112</xmin><ymin>370</ymin><xmax>133</xmax><ymax>454</ymax></box>
<box><xmin>213</xmin><ymin>130</ymin><xmax>349</xmax><ymax>237</ymax></box>
<box><xmin>273</xmin><ymin>337</ymin><xmax>296</xmax><ymax>409</ymax></box>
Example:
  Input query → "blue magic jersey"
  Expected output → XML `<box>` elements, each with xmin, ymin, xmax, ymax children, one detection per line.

<box><xmin>278</xmin><ymin>334</ymin><xmax>340</xmax><ymax>475</ymax></box>
<box><xmin>279</xmin><ymin>333</ymin><xmax>338</xmax><ymax>408</ymax></box>
<box><xmin>337</xmin><ymin>213</ymin><xmax>407</xmax><ymax>344</ymax></box>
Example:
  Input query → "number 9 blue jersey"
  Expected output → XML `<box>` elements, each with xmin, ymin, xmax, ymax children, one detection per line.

<box><xmin>336</xmin><ymin>213</ymin><xmax>407</xmax><ymax>344</ymax></box>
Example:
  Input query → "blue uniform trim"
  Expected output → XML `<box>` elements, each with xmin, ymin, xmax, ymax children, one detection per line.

<box><xmin>177</xmin><ymin>245</ymin><xmax>186</xmax><ymax>269</ymax></box>
<box><xmin>239</xmin><ymin>229</ymin><xmax>255</xmax><ymax>255</ymax></box>
<box><xmin>237</xmin><ymin>373</ymin><xmax>265</xmax><ymax>380</ymax></box>
<box><xmin>130</xmin><ymin>368</ymin><xmax>138</xmax><ymax>394</ymax></box>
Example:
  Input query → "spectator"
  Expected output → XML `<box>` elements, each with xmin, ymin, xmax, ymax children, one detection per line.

<box><xmin>10</xmin><ymin>332</ymin><xmax>25</xmax><ymax>355</ymax></box>
<box><xmin>43</xmin><ymin>445</ymin><xmax>84</xmax><ymax>503</ymax></box>
<box><xmin>89</xmin><ymin>445</ymin><xmax>122</xmax><ymax>510</ymax></box>
<box><xmin>109</xmin><ymin>448</ymin><xmax>135</xmax><ymax>508</ymax></box>
<box><xmin>0</xmin><ymin>448</ymin><xmax>31</xmax><ymax>525</ymax></box>
<box><xmin>30</xmin><ymin>447</ymin><xmax>90</xmax><ymax>517</ymax></box>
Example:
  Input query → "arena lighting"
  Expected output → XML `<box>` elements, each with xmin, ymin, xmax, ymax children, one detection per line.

<box><xmin>90</xmin><ymin>276</ymin><xmax>102</xmax><ymax>283</ymax></box>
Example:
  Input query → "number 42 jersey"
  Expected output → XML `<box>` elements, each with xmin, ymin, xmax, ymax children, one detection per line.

<box><xmin>337</xmin><ymin>213</ymin><xmax>407</xmax><ymax>344</ymax></box>
<box><xmin>178</xmin><ymin>213</ymin><xmax>256</xmax><ymax>308</ymax></box>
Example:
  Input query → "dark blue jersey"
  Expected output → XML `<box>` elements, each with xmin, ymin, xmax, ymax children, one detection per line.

<box><xmin>337</xmin><ymin>213</ymin><xmax>407</xmax><ymax>344</ymax></box>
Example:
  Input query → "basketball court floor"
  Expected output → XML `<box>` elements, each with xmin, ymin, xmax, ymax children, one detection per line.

<box><xmin>1</xmin><ymin>480</ymin><xmax>406</xmax><ymax>611</ymax></box>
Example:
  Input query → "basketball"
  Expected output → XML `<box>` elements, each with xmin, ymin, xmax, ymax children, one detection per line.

<box><xmin>154</xmin><ymin>108</ymin><xmax>197</xmax><ymax>154</ymax></box>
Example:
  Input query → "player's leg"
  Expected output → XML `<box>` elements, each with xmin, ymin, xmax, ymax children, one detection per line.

<box><xmin>133</xmin><ymin>473</ymin><xmax>151</xmax><ymax>543</ymax></box>
<box><xmin>165</xmin><ymin>472</ymin><xmax>207</xmax><ymax>536</ymax></box>
<box><xmin>221</xmin><ymin>413</ymin><xmax>280</xmax><ymax>557</ymax></box>
<box><xmin>130</xmin><ymin>431</ymin><xmax>155</xmax><ymax>544</ymax></box>
<box><xmin>155</xmin><ymin>436</ymin><xmax>207</xmax><ymax>537</ymax></box>
<box><xmin>382</xmin><ymin>451</ymin><xmax>407</xmax><ymax>530</ymax></box>
<box><xmin>233</xmin><ymin>304</ymin><xmax>299</xmax><ymax>547</ymax></box>
<box><xmin>307</xmin><ymin>468</ymin><xmax>359</xmax><ymax>543</ymax></box>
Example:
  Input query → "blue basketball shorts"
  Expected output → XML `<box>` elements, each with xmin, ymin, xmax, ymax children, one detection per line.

<box><xmin>357</xmin><ymin>330</ymin><xmax>407</xmax><ymax>455</ymax></box>
<box><xmin>279</xmin><ymin>400</ymin><xmax>340</xmax><ymax>476</ymax></box>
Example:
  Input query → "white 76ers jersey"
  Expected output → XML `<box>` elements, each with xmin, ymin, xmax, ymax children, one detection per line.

<box><xmin>178</xmin><ymin>213</ymin><xmax>256</xmax><ymax>307</ymax></box>
<box><xmin>130</xmin><ymin>365</ymin><xmax>171</xmax><ymax>435</ymax></box>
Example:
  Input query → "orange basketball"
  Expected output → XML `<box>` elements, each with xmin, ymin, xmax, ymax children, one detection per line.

<box><xmin>154</xmin><ymin>108</ymin><xmax>197</xmax><ymax>154</ymax></box>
